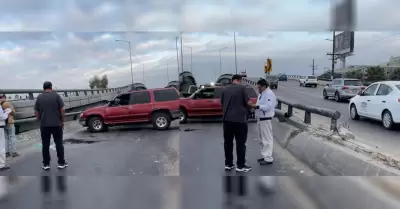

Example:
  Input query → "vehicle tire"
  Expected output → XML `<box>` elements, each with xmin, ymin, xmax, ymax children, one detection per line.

<box><xmin>323</xmin><ymin>90</ymin><xmax>328</xmax><ymax>99</ymax></box>
<box><xmin>334</xmin><ymin>92</ymin><xmax>341</xmax><ymax>102</ymax></box>
<box><xmin>88</xmin><ymin>116</ymin><xmax>105</xmax><ymax>133</ymax></box>
<box><xmin>350</xmin><ymin>104</ymin><xmax>360</xmax><ymax>120</ymax></box>
<box><xmin>152</xmin><ymin>112</ymin><xmax>171</xmax><ymax>130</ymax></box>
<box><xmin>299</xmin><ymin>82</ymin><xmax>302</xmax><ymax>87</ymax></box>
<box><xmin>180</xmin><ymin>107</ymin><xmax>188</xmax><ymax>124</ymax></box>
<box><xmin>382</xmin><ymin>110</ymin><xmax>395</xmax><ymax>130</ymax></box>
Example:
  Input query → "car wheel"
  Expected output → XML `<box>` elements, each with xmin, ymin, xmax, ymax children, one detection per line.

<box><xmin>299</xmin><ymin>82</ymin><xmax>302</xmax><ymax>87</ymax></box>
<box><xmin>88</xmin><ymin>117</ymin><xmax>105</xmax><ymax>133</ymax></box>
<box><xmin>152</xmin><ymin>112</ymin><xmax>171</xmax><ymax>130</ymax></box>
<box><xmin>334</xmin><ymin>92</ymin><xmax>341</xmax><ymax>102</ymax></box>
<box><xmin>382</xmin><ymin>110</ymin><xmax>394</xmax><ymax>130</ymax></box>
<box><xmin>350</xmin><ymin>104</ymin><xmax>360</xmax><ymax>120</ymax></box>
<box><xmin>323</xmin><ymin>90</ymin><xmax>328</xmax><ymax>99</ymax></box>
<box><xmin>180</xmin><ymin>107</ymin><xmax>188</xmax><ymax>124</ymax></box>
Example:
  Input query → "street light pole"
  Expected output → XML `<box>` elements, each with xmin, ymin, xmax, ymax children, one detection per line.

<box><xmin>175</xmin><ymin>37</ymin><xmax>180</xmax><ymax>74</ymax></box>
<box><xmin>234</xmin><ymin>30</ymin><xmax>238</xmax><ymax>74</ymax></box>
<box><xmin>115</xmin><ymin>40</ymin><xmax>134</xmax><ymax>87</ymax></box>
<box><xmin>331</xmin><ymin>31</ymin><xmax>336</xmax><ymax>80</ymax></box>
<box><xmin>180</xmin><ymin>32</ymin><xmax>184</xmax><ymax>72</ymax></box>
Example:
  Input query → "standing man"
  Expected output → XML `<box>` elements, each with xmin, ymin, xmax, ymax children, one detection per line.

<box><xmin>0</xmin><ymin>94</ymin><xmax>19</xmax><ymax>157</ymax></box>
<box><xmin>34</xmin><ymin>81</ymin><xmax>68</xmax><ymax>170</ymax></box>
<box><xmin>254</xmin><ymin>79</ymin><xmax>276</xmax><ymax>165</ymax></box>
<box><xmin>220</xmin><ymin>74</ymin><xmax>253</xmax><ymax>172</ymax></box>
<box><xmin>0</xmin><ymin>106</ymin><xmax>12</xmax><ymax>171</ymax></box>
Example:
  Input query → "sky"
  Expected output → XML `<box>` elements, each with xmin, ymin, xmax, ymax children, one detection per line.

<box><xmin>0</xmin><ymin>0</ymin><xmax>400</xmax><ymax>89</ymax></box>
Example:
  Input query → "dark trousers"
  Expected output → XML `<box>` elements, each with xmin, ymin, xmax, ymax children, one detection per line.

<box><xmin>223</xmin><ymin>122</ymin><xmax>248</xmax><ymax>167</ymax></box>
<box><xmin>40</xmin><ymin>126</ymin><xmax>65</xmax><ymax>165</ymax></box>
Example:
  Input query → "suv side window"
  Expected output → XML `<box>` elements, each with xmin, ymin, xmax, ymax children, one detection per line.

<box><xmin>363</xmin><ymin>84</ymin><xmax>378</xmax><ymax>96</ymax></box>
<box><xmin>130</xmin><ymin>91</ymin><xmax>151</xmax><ymax>105</ymax></box>
<box><xmin>376</xmin><ymin>84</ymin><xmax>393</xmax><ymax>96</ymax></box>
<box><xmin>116</xmin><ymin>94</ymin><xmax>131</xmax><ymax>106</ymax></box>
<box><xmin>198</xmin><ymin>88</ymin><xmax>215</xmax><ymax>99</ymax></box>
<box><xmin>154</xmin><ymin>89</ymin><xmax>179</xmax><ymax>102</ymax></box>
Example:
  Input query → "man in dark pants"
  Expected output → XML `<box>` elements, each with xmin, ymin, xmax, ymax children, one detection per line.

<box><xmin>34</xmin><ymin>81</ymin><xmax>68</xmax><ymax>170</ymax></box>
<box><xmin>220</xmin><ymin>74</ymin><xmax>253</xmax><ymax>172</ymax></box>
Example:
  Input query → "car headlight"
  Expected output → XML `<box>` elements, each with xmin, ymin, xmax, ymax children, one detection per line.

<box><xmin>79</xmin><ymin>113</ymin><xmax>83</xmax><ymax>118</ymax></box>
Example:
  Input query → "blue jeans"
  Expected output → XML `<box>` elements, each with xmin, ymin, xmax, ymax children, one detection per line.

<box><xmin>4</xmin><ymin>124</ymin><xmax>16</xmax><ymax>153</ymax></box>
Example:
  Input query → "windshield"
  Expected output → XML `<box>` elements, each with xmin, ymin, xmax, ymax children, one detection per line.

<box><xmin>396</xmin><ymin>85</ymin><xmax>400</xmax><ymax>90</ymax></box>
<box><xmin>307</xmin><ymin>76</ymin><xmax>316</xmax><ymax>79</ymax></box>
<box><xmin>344</xmin><ymin>80</ymin><xmax>363</xmax><ymax>86</ymax></box>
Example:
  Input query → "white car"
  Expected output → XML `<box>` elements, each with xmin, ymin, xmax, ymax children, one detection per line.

<box><xmin>299</xmin><ymin>75</ymin><xmax>318</xmax><ymax>87</ymax></box>
<box><xmin>349</xmin><ymin>81</ymin><xmax>400</xmax><ymax>129</ymax></box>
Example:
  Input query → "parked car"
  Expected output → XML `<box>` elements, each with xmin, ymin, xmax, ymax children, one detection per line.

<box><xmin>349</xmin><ymin>81</ymin><xmax>400</xmax><ymax>129</ymax></box>
<box><xmin>266</xmin><ymin>75</ymin><xmax>279</xmax><ymax>89</ymax></box>
<box><xmin>323</xmin><ymin>78</ymin><xmax>366</xmax><ymax>102</ymax></box>
<box><xmin>299</xmin><ymin>75</ymin><xmax>318</xmax><ymax>87</ymax></box>
<box><xmin>79</xmin><ymin>88</ymin><xmax>182</xmax><ymax>132</ymax></box>
<box><xmin>278</xmin><ymin>74</ymin><xmax>287</xmax><ymax>81</ymax></box>
<box><xmin>179</xmin><ymin>85</ymin><xmax>258</xmax><ymax>123</ymax></box>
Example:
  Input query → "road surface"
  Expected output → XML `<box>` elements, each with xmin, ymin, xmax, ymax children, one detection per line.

<box><xmin>276</xmin><ymin>80</ymin><xmax>400</xmax><ymax>157</ymax></box>
<box><xmin>2</xmin><ymin>121</ymin><xmax>400</xmax><ymax>208</ymax></box>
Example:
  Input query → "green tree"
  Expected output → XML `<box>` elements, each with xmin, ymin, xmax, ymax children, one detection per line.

<box><xmin>99</xmin><ymin>74</ymin><xmax>109</xmax><ymax>89</ymax></box>
<box><xmin>344</xmin><ymin>69</ymin><xmax>363</xmax><ymax>79</ymax></box>
<box><xmin>89</xmin><ymin>75</ymin><xmax>101</xmax><ymax>89</ymax></box>
<box><xmin>365</xmin><ymin>66</ymin><xmax>386</xmax><ymax>83</ymax></box>
<box><xmin>389</xmin><ymin>68</ymin><xmax>400</xmax><ymax>80</ymax></box>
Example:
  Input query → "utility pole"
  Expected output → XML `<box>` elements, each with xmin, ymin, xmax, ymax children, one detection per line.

<box><xmin>234</xmin><ymin>30</ymin><xmax>238</xmax><ymax>74</ymax></box>
<box><xmin>175</xmin><ymin>37</ymin><xmax>180</xmax><ymax>74</ymax></box>
<box><xmin>311</xmin><ymin>59</ymin><xmax>315</xmax><ymax>75</ymax></box>
<box><xmin>331</xmin><ymin>30</ymin><xmax>336</xmax><ymax>80</ymax></box>
<box><xmin>180</xmin><ymin>32</ymin><xmax>184</xmax><ymax>72</ymax></box>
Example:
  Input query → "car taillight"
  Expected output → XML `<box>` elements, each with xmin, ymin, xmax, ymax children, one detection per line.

<box><xmin>341</xmin><ymin>86</ymin><xmax>348</xmax><ymax>90</ymax></box>
<box><xmin>398</xmin><ymin>98</ymin><xmax>400</xmax><ymax>103</ymax></box>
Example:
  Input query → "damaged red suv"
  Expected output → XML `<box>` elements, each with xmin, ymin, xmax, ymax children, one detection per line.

<box><xmin>79</xmin><ymin>88</ymin><xmax>181</xmax><ymax>132</ymax></box>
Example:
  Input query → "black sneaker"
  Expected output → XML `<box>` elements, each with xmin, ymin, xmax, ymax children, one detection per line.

<box><xmin>236</xmin><ymin>165</ymin><xmax>252</xmax><ymax>172</ymax></box>
<box><xmin>224</xmin><ymin>164</ymin><xmax>235</xmax><ymax>171</ymax></box>
<box><xmin>257</xmin><ymin>158</ymin><xmax>264</xmax><ymax>162</ymax></box>
<box><xmin>0</xmin><ymin>166</ymin><xmax>10</xmax><ymax>171</ymax></box>
<box><xmin>11</xmin><ymin>152</ymin><xmax>19</xmax><ymax>157</ymax></box>
<box><xmin>259</xmin><ymin>160</ymin><xmax>273</xmax><ymax>165</ymax></box>
<box><xmin>5</xmin><ymin>153</ymin><xmax>10</xmax><ymax>158</ymax></box>
<box><xmin>58</xmin><ymin>163</ymin><xmax>68</xmax><ymax>169</ymax></box>
<box><xmin>42</xmin><ymin>165</ymin><xmax>50</xmax><ymax>170</ymax></box>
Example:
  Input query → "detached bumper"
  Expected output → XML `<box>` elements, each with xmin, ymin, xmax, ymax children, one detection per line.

<box><xmin>170</xmin><ymin>110</ymin><xmax>182</xmax><ymax>120</ymax></box>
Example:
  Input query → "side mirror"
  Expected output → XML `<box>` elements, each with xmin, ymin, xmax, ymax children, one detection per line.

<box><xmin>358</xmin><ymin>91</ymin><xmax>363</xmax><ymax>96</ymax></box>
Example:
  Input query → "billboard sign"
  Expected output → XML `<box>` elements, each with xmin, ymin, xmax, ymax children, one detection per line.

<box><xmin>334</xmin><ymin>31</ymin><xmax>354</xmax><ymax>54</ymax></box>
<box><xmin>331</xmin><ymin>0</ymin><xmax>355</xmax><ymax>31</ymax></box>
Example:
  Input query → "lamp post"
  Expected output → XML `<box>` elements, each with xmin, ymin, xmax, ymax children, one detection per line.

<box><xmin>115</xmin><ymin>39</ymin><xmax>134</xmax><ymax>87</ymax></box>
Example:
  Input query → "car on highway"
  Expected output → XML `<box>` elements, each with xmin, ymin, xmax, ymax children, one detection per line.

<box><xmin>278</xmin><ymin>74</ymin><xmax>287</xmax><ymax>81</ymax></box>
<box><xmin>349</xmin><ymin>81</ymin><xmax>400</xmax><ymax>130</ymax></box>
<box><xmin>79</xmin><ymin>88</ymin><xmax>182</xmax><ymax>132</ymax></box>
<box><xmin>179</xmin><ymin>84</ymin><xmax>258</xmax><ymax>123</ymax></box>
<box><xmin>323</xmin><ymin>78</ymin><xmax>366</xmax><ymax>102</ymax></box>
<box><xmin>266</xmin><ymin>75</ymin><xmax>279</xmax><ymax>89</ymax></box>
<box><xmin>299</xmin><ymin>75</ymin><xmax>318</xmax><ymax>87</ymax></box>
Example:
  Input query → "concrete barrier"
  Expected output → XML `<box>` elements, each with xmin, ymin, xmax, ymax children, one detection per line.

<box><xmin>272</xmin><ymin>114</ymin><xmax>400</xmax><ymax>176</ymax></box>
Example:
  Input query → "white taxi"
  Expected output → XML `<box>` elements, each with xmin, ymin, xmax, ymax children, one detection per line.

<box><xmin>349</xmin><ymin>81</ymin><xmax>400</xmax><ymax>129</ymax></box>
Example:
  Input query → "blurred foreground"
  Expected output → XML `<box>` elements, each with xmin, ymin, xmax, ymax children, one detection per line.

<box><xmin>1</xmin><ymin>176</ymin><xmax>400</xmax><ymax>209</ymax></box>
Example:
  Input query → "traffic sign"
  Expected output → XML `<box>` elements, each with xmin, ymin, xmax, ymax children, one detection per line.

<box><xmin>264</xmin><ymin>58</ymin><xmax>272</xmax><ymax>73</ymax></box>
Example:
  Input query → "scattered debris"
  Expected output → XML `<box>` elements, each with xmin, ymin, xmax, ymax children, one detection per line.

<box><xmin>64</xmin><ymin>139</ymin><xmax>98</xmax><ymax>144</ymax></box>
<box><xmin>182</xmin><ymin>128</ymin><xmax>198</xmax><ymax>132</ymax></box>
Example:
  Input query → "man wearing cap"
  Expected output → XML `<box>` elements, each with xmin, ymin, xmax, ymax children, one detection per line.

<box><xmin>0</xmin><ymin>104</ymin><xmax>12</xmax><ymax>171</ymax></box>
<box><xmin>34</xmin><ymin>81</ymin><xmax>68</xmax><ymax>170</ymax></box>
<box><xmin>0</xmin><ymin>94</ymin><xmax>19</xmax><ymax>158</ymax></box>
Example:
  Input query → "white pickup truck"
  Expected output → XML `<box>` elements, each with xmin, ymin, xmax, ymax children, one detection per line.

<box><xmin>299</xmin><ymin>75</ymin><xmax>318</xmax><ymax>87</ymax></box>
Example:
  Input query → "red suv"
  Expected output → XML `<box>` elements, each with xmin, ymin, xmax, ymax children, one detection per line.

<box><xmin>179</xmin><ymin>85</ymin><xmax>258</xmax><ymax>123</ymax></box>
<box><xmin>79</xmin><ymin>88</ymin><xmax>181</xmax><ymax>132</ymax></box>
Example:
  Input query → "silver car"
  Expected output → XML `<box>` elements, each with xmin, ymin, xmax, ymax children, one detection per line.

<box><xmin>266</xmin><ymin>75</ymin><xmax>278</xmax><ymax>89</ymax></box>
<box><xmin>323</xmin><ymin>78</ymin><xmax>365</xmax><ymax>102</ymax></box>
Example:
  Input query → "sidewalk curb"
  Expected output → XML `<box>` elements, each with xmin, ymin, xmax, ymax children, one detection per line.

<box><xmin>272</xmin><ymin>117</ymin><xmax>400</xmax><ymax>176</ymax></box>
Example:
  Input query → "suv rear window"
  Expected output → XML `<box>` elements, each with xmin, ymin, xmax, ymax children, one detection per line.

<box><xmin>344</xmin><ymin>80</ymin><xmax>363</xmax><ymax>86</ymax></box>
<box><xmin>246</xmin><ymin>87</ymin><xmax>257</xmax><ymax>98</ymax></box>
<box><xmin>307</xmin><ymin>76</ymin><xmax>316</xmax><ymax>79</ymax></box>
<box><xmin>154</xmin><ymin>89</ymin><xmax>179</xmax><ymax>102</ymax></box>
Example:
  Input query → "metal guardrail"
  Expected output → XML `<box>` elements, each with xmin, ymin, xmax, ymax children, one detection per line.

<box><xmin>276</xmin><ymin>97</ymin><xmax>341</xmax><ymax>131</ymax></box>
<box><xmin>241</xmin><ymin>77</ymin><xmax>341</xmax><ymax>131</ymax></box>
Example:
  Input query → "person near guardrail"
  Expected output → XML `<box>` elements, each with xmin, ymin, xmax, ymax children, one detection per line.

<box><xmin>0</xmin><ymin>106</ymin><xmax>12</xmax><ymax>171</ymax></box>
<box><xmin>0</xmin><ymin>94</ymin><xmax>19</xmax><ymax>158</ymax></box>
<box><xmin>34</xmin><ymin>81</ymin><xmax>68</xmax><ymax>171</ymax></box>
<box><xmin>253</xmin><ymin>79</ymin><xmax>276</xmax><ymax>165</ymax></box>
<box><xmin>220</xmin><ymin>74</ymin><xmax>253</xmax><ymax>173</ymax></box>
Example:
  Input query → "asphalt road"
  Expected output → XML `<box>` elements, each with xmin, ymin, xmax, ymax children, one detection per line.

<box><xmin>276</xmin><ymin>80</ymin><xmax>400</xmax><ymax>157</ymax></box>
<box><xmin>2</xmin><ymin>121</ymin><xmax>400</xmax><ymax>208</ymax></box>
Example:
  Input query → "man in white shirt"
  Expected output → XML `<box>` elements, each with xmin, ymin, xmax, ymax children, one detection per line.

<box><xmin>0</xmin><ymin>107</ymin><xmax>12</xmax><ymax>171</ymax></box>
<box><xmin>254</xmin><ymin>79</ymin><xmax>276</xmax><ymax>165</ymax></box>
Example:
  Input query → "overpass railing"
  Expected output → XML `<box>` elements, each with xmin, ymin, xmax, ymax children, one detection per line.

<box><xmin>241</xmin><ymin>77</ymin><xmax>341</xmax><ymax>131</ymax></box>
<box><xmin>3</xmin><ymin>85</ymin><xmax>131</xmax><ymax>120</ymax></box>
